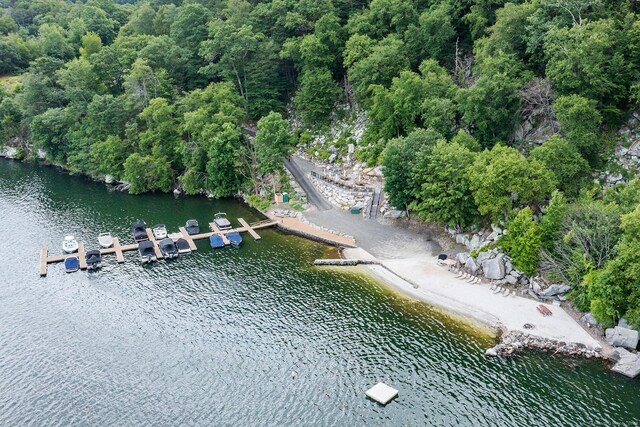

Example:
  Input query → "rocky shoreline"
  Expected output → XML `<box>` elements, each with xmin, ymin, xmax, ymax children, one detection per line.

<box><xmin>486</xmin><ymin>330</ymin><xmax>604</xmax><ymax>360</ymax></box>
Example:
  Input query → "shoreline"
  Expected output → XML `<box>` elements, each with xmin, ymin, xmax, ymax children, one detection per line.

<box><xmin>6</xmin><ymin>158</ymin><xmax>613</xmax><ymax>363</ymax></box>
<box><xmin>338</xmin><ymin>247</ymin><xmax>610</xmax><ymax>361</ymax></box>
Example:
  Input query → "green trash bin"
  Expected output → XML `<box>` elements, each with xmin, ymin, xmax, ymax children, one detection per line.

<box><xmin>283</xmin><ymin>192</ymin><xmax>289</xmax><ymax>202</ymax></box>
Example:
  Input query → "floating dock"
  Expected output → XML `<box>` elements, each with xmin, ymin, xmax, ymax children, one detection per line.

<box><xmin>366</xmin><ymin>382</ymin><xmax>398</xmax><ymax>405</ymax></box>
<box><xmin>39</xmin><ymin>218</ymin><xmax>276</xmax><ymax>277</ymax></box>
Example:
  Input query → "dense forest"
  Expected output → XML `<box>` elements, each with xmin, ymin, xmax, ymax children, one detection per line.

<box><xmin>2</xmin><ymin>0</ymin><xmax>640</xmax><ymax>328</ymax></box>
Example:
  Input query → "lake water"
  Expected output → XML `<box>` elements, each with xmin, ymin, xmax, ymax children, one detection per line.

<box><xmin>0</xmin><ymin>160</ymin><xmax>639</xmax><ymax>426</ymax></box>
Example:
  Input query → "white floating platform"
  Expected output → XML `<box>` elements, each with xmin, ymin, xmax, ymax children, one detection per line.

<box><xmin>366</xmin><ymin>382</ymin><xmax>398</xmax><ymax>405</ymax></box>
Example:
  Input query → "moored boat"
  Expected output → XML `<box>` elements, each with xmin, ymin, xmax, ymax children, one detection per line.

<box><xmin>62</xmin><ymin>235</ymin><xmax>79</xmax><ymax>253</ymax></box>
<box><xmin>138</xmin><ymin>240</ymin><xmax>156</xmax><ymax>263</ymax></box>
<box><xmin>227</xmin><ymin>231</ymin><xmax>242</xmax><ymax>247</ymax></box>
<box><xmin>131</xmin><ymin>220</ymin><xmax>148</xmax><ymax>242</ymax></box>
<box><xmin>209</xmin><ymin>234</ymin><xmax>225</xmax><ymax>249</ymax></box>
<box><xmin>175</xmin><ymin>238</ymin><xmax>192</xmax><ymax>254</ymax></box>
<box><xmin>185</xmin><ymin>219</ymin><xmax>199</xmax><ymax>235</ymax></box>
<box><xmin>98</xmin><ymin>232</ymin><xmax>113</xmax><ymax>248</ymax></box>
<box><xmin>64</xmin><ymin>256</ymin><xmax>79</xmax><ymax>273</ymax></box>
<box><xmin>152</xmin><ymin>224</ymin><xmax>168</xmax><ymax>240</ymax></box>
<box><xmin>85</xmin><ymin>250</ymin><xmax>102</xmax><ymax>270</ymax></box>
<box><xmin>214</xmin><ymin>212</ymin><xmax>232</xmax><ymax>230</ymax></box>
<box><xmin>159</xmin><ymin>238</ymin><xmax>178</xmax><ymax>259</ymax></box>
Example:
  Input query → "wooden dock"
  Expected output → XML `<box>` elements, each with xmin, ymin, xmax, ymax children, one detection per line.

<box><xmin>39</xmin><ymin>218</ymin><xmax>276</xmax><ymax>277</ymax></box>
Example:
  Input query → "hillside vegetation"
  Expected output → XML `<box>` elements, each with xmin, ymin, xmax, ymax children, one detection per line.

<box><xmin>2</xmin><ymin>0</ymin><xmax>640</xmax><ymax>327</ymax></box>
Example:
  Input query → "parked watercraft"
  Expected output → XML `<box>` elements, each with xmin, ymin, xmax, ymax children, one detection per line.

<box><xmin>209</xmin><ymin>234</ymin><xmax>225</xmax><ymax>249</ymax></box>
<box><xmin>159</xmin><ymin>238</ymin><xmax>178</xmax><ymax>259</ymax></box>
<box><xmin>64</xmin><ymin>256</ymin><xmax>79</xmax><ymax>273</ymax></box>
<box><xmin>98</xmin><ymin>232</ymin><xmax>113</xmax><ymax>248</ymax></box>
<box><xmin>131</xmin><ymin>220</ymin><xmax>148</xmax><ymax>242</ymax></box>
<box><xmin>213</xmin><ymin>212</ymin><xmax>232</xmax><ymax>230</ymax></box>
<box><xmin>227</xmin><ymin>231</ymin><xmax>242</xmax><ymax>247</ymax></box>
<box><xmin>138</xmin><ymin>240</ymin><xmax>156</xmax><ymax>263</ymax></box>
<box><xmin>175</xmin><ymin>238</ymin><xmax>192</xmax><ymax>254</ymax></box>
<box><xmin>62</xmin><ymin>235</ymin><xmax>78</xmax><ymax>253</ymax></box>
<box><xmin>85</xmin><ymin>250</ymin><xmax>102</xmax><ymax>270</ymax></box>
<box><xmin>185</xmin><ymin>219</ymin><xmax>199</xmax><ymax>235</ymax></box>
<box><xmin>152</xmin><ymin>224</ymin><xmax>168</xmax><ymax>240</ymax></box>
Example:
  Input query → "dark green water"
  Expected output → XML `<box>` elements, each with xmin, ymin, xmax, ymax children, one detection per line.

<box><xmin>0</xmin><ymin>160</ymin><xmax>639</xmax><ymax>426</ymax></box>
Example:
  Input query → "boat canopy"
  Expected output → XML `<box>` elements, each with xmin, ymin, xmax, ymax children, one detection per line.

<box><xmin>153</xmin><ymin>224</ymin><xmax>166</xmax><ymax>230</ymax></box>
<box><xmin>185</xmin><ymin>219</ymin><xmax>200</xmax><ymax>235</ymax></box>
<box><xmin>175</xmin><ymin>238</ymin><xmax>191</xmax><ymax>253</ymax></box>
<box><xmin>209</xmin><ymin>234</ymin><xmax>225</xmax><ymax>248</ymax></box>
<box><xmin>85</xmin><ymin>250</ymin><xmax>102</xmax><ymax>264</ymax></box>
<box><xmin>159</xmin><ymin>238</ymin><xmax>177</xmax><ymax>251</ymax></box>
<box><xmin>138</xmin><ymin>240</ymin><xmax>155</xmax><ymax>257</ymax></box>
<box><xmin>227</xmin><ymin>231</ymin><xmax>242</xmax><ymax>246</ymax></box>
<box><xmin>132</xmin><ymin>220</ymin><xmax>148</xmax><ymax>240</ymax></box>
<box><xmin>214</xmin><ymin>213</ymin><xmax>232</xmax><ymax>229</ymax></box>
<box><xmin>65</xmin><ymin>257</ymin><xmax>79</xmax><ymax>270</ymax></box>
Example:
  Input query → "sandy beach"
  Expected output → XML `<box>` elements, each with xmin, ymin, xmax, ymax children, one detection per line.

<box><xmin>344</xmin><ymin>247</ymin><xmax>602</xmax><ymax>349</ymax></box>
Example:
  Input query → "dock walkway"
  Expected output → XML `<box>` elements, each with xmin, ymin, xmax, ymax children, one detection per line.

<box><xmin>40</xmin><ymin>218</ymin><xmax>276</xmax><ymax>277</ymax></box>
<box><xmin>267</xmin><ymin>213</ymin><xmax>356</xmax><ymax>248</ymax></box>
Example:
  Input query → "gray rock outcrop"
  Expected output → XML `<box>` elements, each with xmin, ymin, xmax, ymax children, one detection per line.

<box><xmin>483</xmin><ymin>254</ymin><xmax>506</xmax><ymax>280</ymax></box>
<box><xmin>465</xmin><ymin>257</ymin><xmax>479</xmax><ymax>274</ymax></box>
<box><xmin>619</xmin><ymin>318</ymin><xmax>633</xmax><ymax>330</ymax></box>
<box><xmin>605</xmin><ymin>326</ymin><xmax>639</xmax><ymax>350</ymax></box>
<box><xmin>540</xmin><ymin>284</ymin><xmax>571</xmax><ymax>297</ymax></box>
<box><xmin>611</xmin><ymin>348</ymin><xmax>640</xmax><ymax>378</ymax></box>
<box><xmin>455</xmin><ymin>252</ymin><xmax>471</xmax><ymax>265</ymax></box>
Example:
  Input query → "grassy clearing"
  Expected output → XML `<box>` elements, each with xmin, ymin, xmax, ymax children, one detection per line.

<box><xmin>0</xmin><ymin>75</ymin><xmax>22</xmax><ymax>92</ymax></box>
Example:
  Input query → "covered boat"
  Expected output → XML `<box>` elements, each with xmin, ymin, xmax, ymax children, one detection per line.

<box><xmin>98</xmin><ymin>232</ymin><xmax>113</xmax><ymax>248</ymax></box>
<box><xmin>227</xmin><ymin>231</ymin><xmax>242</xmax><ymax>247</ymax></box>
<box><xmin>209</xmin><ymin>234</ymin><xmax>225</xmax><ymax>249</ymax></box>
<box><xmin>214</xmin><ymin>212</ymin><xmax>232</xmax><ymax>230</ymax></box>
<box><xmin>159</xmin><ymin>238</ymin><xmax>178</xmax><ymax>259</ymax></box>
<box><xmin>85</xmin><ymin>250</ymin><xmax>102</xmax><ymax>270</ymax></box>
<box><xmin>62</xmin><ymin>235</ymin><xmax>79</xmax><ymax>253</ymax></box>
<box><xmin>152</xmin><ymin>224</ymin><xmax>168</xmax><ymax>240</ymax></box>
<box><xmin>175</xmin><ymin>238</ymin><xmax>192</xmax><ymax>254</ymax></box>
<box><xmin>131</xmin><ymin>220</ymin><xmax>148</xmax><ymax>242</ymax></box>
<box><xmin>64</xmin><ymin>256</ymin><xmax>79</xmax><ymax>273</ymax></box>
<box><xmin>138</xmin><ymin>240</ymin><xmax>157</xmax><ymax>263</ymax></box>
<box><xmin>185</xmin><ymin>219</ymin><xmax>199</xmax><ymax>235</ymax></box>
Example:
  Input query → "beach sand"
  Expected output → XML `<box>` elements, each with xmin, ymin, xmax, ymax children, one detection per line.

<box><xmin>344</xmin><ymin>248</ymin><xmax>602</xmax><ymax>349</ymax></box>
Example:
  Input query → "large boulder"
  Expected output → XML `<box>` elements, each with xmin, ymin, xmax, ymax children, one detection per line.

<box><xmin>606</xmin><ymin>326</ymin><xmax>639</xmax><ymax>350</ymax></box>
<box><xmin>469</xmin><ymin>234</ymin><xmax>482</xmax><ymax>250</ymax></box>
<box><xmin>504</xmin><ymin>274</ymin><xmax>518</xmax><ymax>285</ymax></box>
<box><xmin>483</xmin><ymin>254</ymin><xmax>506</xmax><ymax>280</ymax></box>
<box><xmin>465</xmin><ymin>257</ymin><xmax>479</xmax><ymax>274</ymax></box>
<box><xmin>476</xmin><ymin>250</ymin><xmax>495</xmax><ymax>265</ymax></box>
<box><xmin>455</xmin><ymin>233</ymin><xmax>468</xmax><ymax>245</ymax></box>
<box><xmin>619</xmin><ymin>318</ymin><xmax>633</xmax><ymax>330</ymax></box>
<box><xmin>611</xmin><ymin>348</ymin><xmax>640</xmax><ymax>378</ymax></box>
<box><xmin>455</xmin><ymin>252</ymin><xmax>471</xmax><ymax>265</ymax></box>
<box><xmin>540</xmin><ymin>284</ymin><xmax>571</xmax><ymax>297</ymax></box>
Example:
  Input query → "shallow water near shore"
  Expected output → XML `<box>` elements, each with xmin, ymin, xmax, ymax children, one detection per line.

<box><xmin>1</xmin><ymin>159</ymin><xmax>639</xmax><ymax>426</ymax></box>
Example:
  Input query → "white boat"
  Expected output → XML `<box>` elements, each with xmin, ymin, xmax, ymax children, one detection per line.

<box><xmin>98</xmin><ymin>232</ymin><xmax>113</xmax><ymax>248</ymax></box>
<box><xmin>62</xmin><ymin>235</ymin><xmax>78</xmax><ymax>253</ymax></box>
<box><xmin>152</xmin><ymin>224</ymin><xmax>168</xmax><ymax>240</ymax></box>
